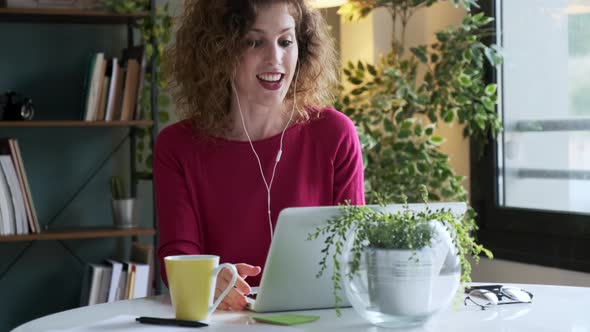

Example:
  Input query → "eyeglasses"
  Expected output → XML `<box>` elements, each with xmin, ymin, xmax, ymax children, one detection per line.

<box><xmin>464</xmin><ymin>285</ymin><xmax>533</xmax><ymax>310</ymax></box>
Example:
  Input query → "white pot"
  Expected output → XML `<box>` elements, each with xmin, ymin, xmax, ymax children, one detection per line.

<box><xmin>366</xmin><ymin>247</ymin><xmax>438</xmax><ymax>316</ymax></box>
<box><xmin>429</xmin><ymin>220</ymin><xmax>459</xmax><ymax>275</ymax></box>
<box><xmin>343</xmin><ymin>222</ymin><xmax>461</xmax><ymax>328</ymax></box>
<box><xmin>111</xmin><ymin>198</ymin><xmax>140</xmax><ymax>229</ymax></box>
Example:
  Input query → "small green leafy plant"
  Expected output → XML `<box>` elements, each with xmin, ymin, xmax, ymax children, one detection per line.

<box><xmin>308</xmin><ymin>190</ymin><xmax>492</xmax><ymax>315</ymax></box>
<box><xmin>110</xmin><ymin>176</ymin><xmax>127</xmax><ymax>200</ymax></box>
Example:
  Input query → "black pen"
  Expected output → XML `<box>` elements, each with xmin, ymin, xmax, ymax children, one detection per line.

<box><xmin>136</xmin><ymin>316</ymin><xmax>208</xmax><ymax>328</ymax></box>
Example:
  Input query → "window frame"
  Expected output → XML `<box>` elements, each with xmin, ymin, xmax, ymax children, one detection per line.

<box><xmin>471</xmin><ymin>0</ymin><xmax>590</xmax><ymax>273</ymax></box>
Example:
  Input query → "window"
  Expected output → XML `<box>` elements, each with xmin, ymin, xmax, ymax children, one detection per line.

<box><xmin>472</xmin><ymin>0</ymin><xmax>590</xmax><ymax>272</ymax></box>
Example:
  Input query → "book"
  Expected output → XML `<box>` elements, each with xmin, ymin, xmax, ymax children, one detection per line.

<box><xmin>83</xmin><ymin>53</ymin><xmax>105</xmax><ymax>121</ymax></box>
<box><xmin>113</xmin><ymin>67</ymin><xmax>126</xmax><ymax>121</ymax></box>
<box><xmin>97</xmin><ymin>265</ymin><xmax>113</xmax><ymax>304</ymax></box>
<box><xmin>124</xmin><ymin>262</ymin><xmax>136</xmax><ymax>300</ymax></box>
<box><xmin>104</xmin><ymin>58</ymin><xmax>121</xmax><ymax>121</ymax></box>
<box><xmin>0</xmin><ymin>140</ymin><xmax>19</xmax><ymax>235</ymax></box>
<box><xmin>95</xmin><ymin>77</ymin><xmax>110</xmax><ymax>121</ymax></box>
<box><xmin>115</xmin><ymin>270</ymin><xmax>127</xmax><ymax>301</ymax></box>
<box><xmin>79</xmin><ymin>264</ymin><xmax>93</xmax><ymax>306</ymax></box>
<box><xmin>120</xmin><ymin>59</ymin><xmax>140</xmax><ymax>121</ymax></box>
<box><xmin>131</xmin><ymin>242</ymin><xmax>154</xmax><ymax>296</ymax></box>
<box><xmin>87</xmin><ymin>264</ymin><xmax>105</xmax><ymax>305</ymax></box>
<box><xmin>92</xmin><ymin>58</ymin><xmax>108</xmax><ymax>121</ymax></box>
<box><xmin>0</xmin><ymin>156</ymin><xmax>27</xmax><ymax>234</ymax></box>
<box><xmin>10</xmin><ymin>139</ymin><xmax>39</xmax><ymax>233</ymax></box>
<box><xmin>0</xmin><ymin>159</ymin><xmax>14</xmax><ymax>235</ymax></box>
<box><xmin>82</xmin><ymin>53</ymin><xmax>98</xmax><ymax>121</ymax></box>
<box><xmin>80</xmin><ymin>259</ymin><xmax>125</xmax><ymax>304</ymax></box>
<box><xmin>132</xmin><ymin>263</ymin><xmax>150</xmax><ymax>299</ymax></box>
<box><xmin>122</xmin><ymin>45</ymin><xmax>146</xmax><ymax>120</ymax></box>
<box><xmin>105</xmin><ymin>259</ymin><xmax>123</xmax><ymax>302</ymax></box>
<box><xmin>80</xmin><ymin>263</ymin><xmax>114</xmax><ymax>305</ymax></box>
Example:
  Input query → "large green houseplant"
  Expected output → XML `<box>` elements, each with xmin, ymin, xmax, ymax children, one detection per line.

<box><xmin>337</xmin><ymin>0</ymin><xmax>502</xmax><ymax>204</ymax></box>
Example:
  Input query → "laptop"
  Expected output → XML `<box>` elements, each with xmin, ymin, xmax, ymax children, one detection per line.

<box><xmin>246</xmin><ymin>202</ymin><xmax>467</xmax><ymax>312</ymax></box>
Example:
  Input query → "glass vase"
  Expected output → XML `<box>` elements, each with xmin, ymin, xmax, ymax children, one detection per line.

<box><xmin>341</xmin><ymin>222</ymin><xmax>461</xmax><ymax>329</ymax></box>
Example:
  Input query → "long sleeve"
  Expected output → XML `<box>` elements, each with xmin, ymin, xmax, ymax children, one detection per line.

<box><xmin>331</xmin><ymin>111</ymin><xmax>365</xmax><ymax>206</ymax></box>
<box><xmin>153</xmin><ymin>126</ymin><xmax>202</xmax><ymax>286</ymax></box>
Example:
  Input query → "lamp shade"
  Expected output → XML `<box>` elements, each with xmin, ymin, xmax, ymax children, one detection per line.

<box><xmin>310</xmin><ymin>0</ymin><xmax>348</xmax><ymax>8</ymax></box>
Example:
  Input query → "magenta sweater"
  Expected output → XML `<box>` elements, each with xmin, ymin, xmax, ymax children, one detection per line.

<box><xmin>154</xmin><ymin>107</ymin><xmax>365</xmax><ymax>286</ymax></box>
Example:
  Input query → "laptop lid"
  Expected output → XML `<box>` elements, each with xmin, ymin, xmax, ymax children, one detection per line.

<box><xmin>248</xmin><ymin>202</ymin><xmax>467</xmax><ymax>312</ymax></box>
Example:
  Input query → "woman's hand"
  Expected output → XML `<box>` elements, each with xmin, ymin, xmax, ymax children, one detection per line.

<box><xmin>215</xmin><ymin>263</ymin><xmax>261</xmax><ymax>311</ymax></box>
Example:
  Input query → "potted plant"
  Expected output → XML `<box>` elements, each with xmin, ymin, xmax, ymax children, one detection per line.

<box><xmin>336</xmin><ymin>0</ymin><xmax>502</xmax><ymax>205</ymax></box>
<box><xmin>308</xmin><ymin>188</ymin><xmax>493</xmax><ymax>327</ymax></box>
<box><xmin>110</xmin><ymin>176</ymin><xmax>140</xmax><ymax>229</ymax></box>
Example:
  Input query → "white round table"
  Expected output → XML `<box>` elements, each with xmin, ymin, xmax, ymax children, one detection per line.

<box><xmin>12</xmin><ymin>283</ymin><xmax>590</xmax><ymax>331</ymax></box>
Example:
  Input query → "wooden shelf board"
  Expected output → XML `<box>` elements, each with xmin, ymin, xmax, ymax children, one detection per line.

<box><xmin>0</xmin><ymin>227</ymin><xmax>155</xmax><ymax>242</ymax></box>
<box><xmin>0</xmin><ymin>120</ymin><xmax>153</xmax><ymax>128</ymax></box>
<box><xmin>0</xmin><ymin>8</ymin><xmax>149</xmax><ymax>23</ymax></box>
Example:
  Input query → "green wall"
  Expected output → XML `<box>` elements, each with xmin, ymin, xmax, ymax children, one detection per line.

<box><xmin>0</xmin><ymin>22</ymin><xmax>154</xmax><ymax>330</ymax></box>
<box><xmin>0</xmin><ymin>2</ymin><xmax>338</xmax><ymax>330</ymax></box>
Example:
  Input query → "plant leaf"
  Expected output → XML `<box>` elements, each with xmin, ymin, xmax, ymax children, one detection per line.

<box><xmin>349</xmin><ymin>77</ymin><xmax>363</xmax><ymax>85</ymax></box>
<box><xmin>410</xmin><ymin>46</ymin><xmax>428</xmax><ymax>63</ymax></box>
<box><xmin>158</xmin><ymin>111</ymin><xmax>169</xmax><ymax>123</ymax></box>
<box><xmin>484</xmin><ymin>83</ymin><xmax>497</xmax><ymax>96</ymax></box>
<box><xmin>384</xmin><ymin>119</ymin><xmax>394</xmax><ymax>132</ymax></box>
<box><xmin>458</xmin><ymin>73</ymin><xmax>472</xmax><ymax>87</ymax></box>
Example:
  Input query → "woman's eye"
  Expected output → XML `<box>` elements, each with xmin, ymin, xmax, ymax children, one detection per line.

<box><xmin>279</xmin><ymin>40</ymin><xmax>293</xmax><ymax>47</ymax></box>
<box><xmin>247</xmin><ymin>39</ymin><xmax>262</xmax><ymax>48</ymax></box>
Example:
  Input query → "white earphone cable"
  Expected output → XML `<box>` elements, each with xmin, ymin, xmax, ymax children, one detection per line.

<box><xmin>232</xmin><ymin>68</ymin><xmax>299</xmax><ymax>241</ymax></box>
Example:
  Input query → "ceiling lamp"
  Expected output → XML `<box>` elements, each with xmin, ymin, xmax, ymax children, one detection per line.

<box><xmin>310</xmin><ymin>0</ymin><xmax>348</xmax><ymax>9</ymax></box>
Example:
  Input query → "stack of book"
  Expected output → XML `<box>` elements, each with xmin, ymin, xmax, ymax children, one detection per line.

<box><xmin>82</xmin><ymin>45</ymin><xmax>146</xmax><ymax>122</ymax></box>
<box><xmin>0</xmin><ymin>138</ymin><xmax>39</xmax><ymax>235</ymax></box>
<box><xmin>80</xmin><ymin>242</ymin><xmax>155</xmax><ymax>306</ymax></box>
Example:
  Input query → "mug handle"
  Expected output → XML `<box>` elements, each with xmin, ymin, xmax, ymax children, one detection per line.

<box><xmin>208</xmin><ymin>263</ymin><xmax>238</xmax><ymax>315</ymax></box>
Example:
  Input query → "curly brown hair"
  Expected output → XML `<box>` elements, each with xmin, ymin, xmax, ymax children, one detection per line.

<box><xmin>167</xmin><ymin>0</ymin><xmax>338</xmax><ymax>137</ymax></box>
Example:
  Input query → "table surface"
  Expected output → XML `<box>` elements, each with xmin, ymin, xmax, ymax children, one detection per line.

<box><xmin>12</xmin><ymin>283</ymin><xmax>590</xmax><ymax>331</ymax></box>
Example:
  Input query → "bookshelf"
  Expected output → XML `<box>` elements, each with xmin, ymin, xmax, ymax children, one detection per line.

<box><xmin>0</xmin><ymin>2</ymin><xmax>160</xmax><ymax>328</ymax></box>
<box><xmin>0</xmin><ymin>120</ymin><xmax>153</xmax><ymax>128</ymax></box>
<box><xmin>0</xmin><ymin>227</ymin><xmax>155</xmax><ymax>242</ymax></box>
<box><xmin>0</xmin><ymin>6</ymin><xmax>158</xmax><ymax>239</ymax></box>
<box><xmin>0</xmin><ymin>8</ymin><xmax>149</xmax><ymax>24</ymax></box>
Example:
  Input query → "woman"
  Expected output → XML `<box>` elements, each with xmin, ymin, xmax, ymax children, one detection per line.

<box><xmin>155</xmin><ymin>0</ymin><xmax>364</xmax><ymax>311</ymax></box>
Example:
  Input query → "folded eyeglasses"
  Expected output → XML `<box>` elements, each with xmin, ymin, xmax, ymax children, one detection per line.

<box><xmin>464</xmin><ymin>284</ymin><xmax>533</xmax><ymax>310</ymax></box>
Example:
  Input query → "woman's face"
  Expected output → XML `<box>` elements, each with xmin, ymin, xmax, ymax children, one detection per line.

<box><xmin>233</xmin><ymin>3</ymin><xmax>299</xmax><ymax>109</ymax></box>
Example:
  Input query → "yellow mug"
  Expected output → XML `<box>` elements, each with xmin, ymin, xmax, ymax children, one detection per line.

<box><xmin>164</xmin><ymin>255</ymin><xmax>238</xmax><ymax>321</ymax></box>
